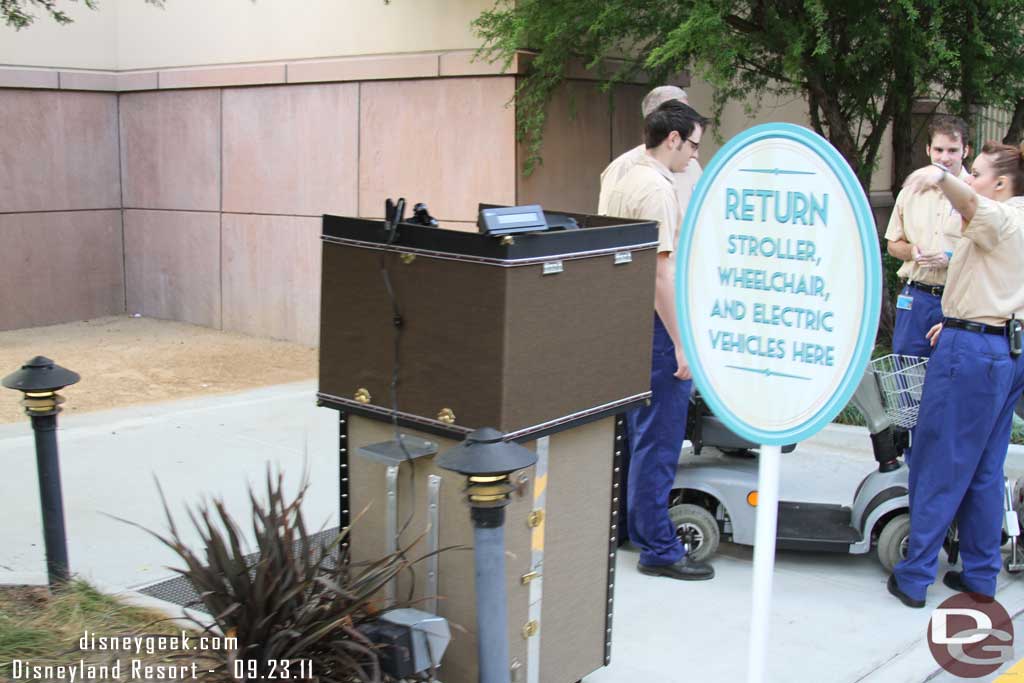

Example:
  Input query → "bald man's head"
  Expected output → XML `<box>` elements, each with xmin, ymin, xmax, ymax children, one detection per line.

<box><xmin>641</xmin><ymin>85</ymin><xmax>689</xmax><ymax>117</ymax></box>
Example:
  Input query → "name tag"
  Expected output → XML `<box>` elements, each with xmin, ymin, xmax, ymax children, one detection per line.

<box><xmin>897</xmin><ymin>294</ymin><xmax>913</xmax><ymax>311</ymax></box>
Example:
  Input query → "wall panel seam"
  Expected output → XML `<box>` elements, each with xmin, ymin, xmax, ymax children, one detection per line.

<box><xmin>219</xmin><ymin>88</ymin><xmax>225</xmax><ymax>330</ymax></box>
<box><xmin>356</xmin><ymin>81</ymin><xmax>361</xmax><ymax>217</ymax></box>
<box><xmin>0</xmin><ymin>208</ymin><xmax>122</xmax><ymax>215</ymax></box>
<box><xmin>116</xmin><ymin>93</ymin><xmax>127</xmax><ymax>313</ymax></box>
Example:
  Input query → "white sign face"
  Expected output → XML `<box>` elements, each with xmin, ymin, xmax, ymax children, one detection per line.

<box><xmin>677</xmin><ymin>124</ymin><xmax>880</xmax><ymax>445</ymax></box>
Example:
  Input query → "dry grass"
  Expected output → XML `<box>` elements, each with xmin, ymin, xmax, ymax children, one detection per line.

<box><xmin>0</xmin><ymin>580</ymin><xmax>224</xmax><ymax>682</ymax></box>
<box><xmin>0</xmin><ymin>315</ymin><xmax>317</xmax><ymax>425</ymax></box>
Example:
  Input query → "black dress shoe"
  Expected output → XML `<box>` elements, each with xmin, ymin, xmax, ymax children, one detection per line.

<box><xmin>638</xmin><ymin>555</ymin><xmax>714</xmax><ymax>581</ymax></box>
<box><xmin>887</xmin><ymin>574</ymin><xmax>925</xmax><ymax>608</ymax></box>
<box><xmin>942</xmin><ymin>571</ymin><xmax>994</xmax><ymax>602</ymax></box>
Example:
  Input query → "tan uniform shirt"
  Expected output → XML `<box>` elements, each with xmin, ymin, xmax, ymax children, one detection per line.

<box><xmin>598</xmin><ymin>144</ymin><xmax>702</xmax><ymax>220</ymax></box>
<box><xmin>885</xmin><ymin>168</ymin><xmax>971</xmax><ymax>286</ymax></box>
<box><xmin>942</xmin><ymin>195</ymin><xmax>1024</xmax><ymax>326</ymax></box>
<box><xmin>600</xmin><ymin>154</ymin><xmax>680</xmax><ymax>254</ymax></box>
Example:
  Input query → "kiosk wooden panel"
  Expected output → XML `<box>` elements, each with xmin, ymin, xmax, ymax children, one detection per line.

<box><xmin>318</xmin><ymin>212</ymin><xmax>658</xmax><ymax>439</ymax></box>
<box><xmin>319</xmin><ymin>211</ymin><xmax>655</xmax><ymax>682</ymax></box>
<box><xmin>346</xmin><ymin>415</ymin><xmax>614</xmax><ymax>683</ymax></box>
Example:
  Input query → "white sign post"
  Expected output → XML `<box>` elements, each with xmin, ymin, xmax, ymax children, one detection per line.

<box><xmin>675</xmin><ymin>124</ymin><xmax>881</xmax><ymax>683</ymax></box>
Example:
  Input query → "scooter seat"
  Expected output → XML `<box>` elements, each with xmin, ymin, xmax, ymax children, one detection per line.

<box><xmin>688</xmin><ymin>392</ymin><xmax>796</xmax><ymax>454</ymax></box>
<box><xmin>698</xmin><ymin>414</ymin><xmax>760</xmax><ymax>451</ymax></box>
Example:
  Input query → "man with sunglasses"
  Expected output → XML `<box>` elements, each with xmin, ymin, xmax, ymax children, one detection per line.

<box><xmin>599</xmin><ymin>85</ymin><xmax>703</xmax><ymax>216</ymax></box>
<box><xmin>601</xmin><ymin>99</ymin><xmax>713</xmax><ymax>581</ymax></box>
<box><xmin>600</xmin><ymin>86</ymin><xmax>702</xmax><ymax>553</ymax></box>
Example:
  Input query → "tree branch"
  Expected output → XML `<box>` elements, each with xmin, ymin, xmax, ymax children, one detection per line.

<box><xmin>1004</xmin><ymin>98</ymin><xmax>1024</xmax><ymax>145</ymax></box>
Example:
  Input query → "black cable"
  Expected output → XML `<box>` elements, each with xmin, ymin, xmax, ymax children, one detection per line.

<box><xmin>378</xmin><ymin>199</ymin><xmax>420</xmax><ymax>603</ymax></box>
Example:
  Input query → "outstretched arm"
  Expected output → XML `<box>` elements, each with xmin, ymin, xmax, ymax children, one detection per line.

<box><xmin>903</xmin><ymin>165</ymin><xmax>978</xmax><ymax>223</ymax></box>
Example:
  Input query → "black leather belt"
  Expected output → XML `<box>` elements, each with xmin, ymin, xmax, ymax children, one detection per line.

<box><xmin>943</xmin><ymin>317</ymin><xmax>1007</xmax><ymax>336</ymax></box>
<box><xmin>907</xmin><ymin>281</ymin><xmax>944</xmax><ymax>297</ymax></box>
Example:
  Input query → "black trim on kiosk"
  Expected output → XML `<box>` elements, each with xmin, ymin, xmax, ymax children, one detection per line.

<box><xmin>606</xmin><ymin>415</ymin><xmax>627</xmax><ymax>665</ymax></box>
<box><xmin>322</xmin><ymin>207</ymin><xmax>657</xmax><ymax>262</ymax></box>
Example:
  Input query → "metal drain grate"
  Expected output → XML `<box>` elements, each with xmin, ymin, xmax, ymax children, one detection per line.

<box><xmin>137</xmin><ymin>527</ymin><xmax>343</xmax><ymax>613</ymax></box>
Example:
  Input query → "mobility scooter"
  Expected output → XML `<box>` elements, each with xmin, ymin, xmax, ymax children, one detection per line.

<box><xmin>669</xmin><ymin>355</ymin><xmax>1024</xmax><ymax>572</ymax></box>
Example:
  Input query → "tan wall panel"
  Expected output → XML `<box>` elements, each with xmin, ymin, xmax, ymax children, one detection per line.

<box><xmin>0</xmin><ymin>211</ymin><xmax>123</xmax><ymax>330</ymax></box>
<box><xmin>223</xmin><ymin>84</ymin><xmax>358</xmax><ymax>216</ymax></box>
<box><xmin>221</xmin><ymin>214</ymin><xmax>321</xmax><ymax>346</ymax></box>
<box><xmin>516</xmin><ymin>81</ymin><xmax>612</xmax><ymax>215</ymax></box>
<box><xmin>0</xmin><ymin>90</ymin><xmax>119</xmax><ymax>212</ymax></box>
<box><xmin>123</xmin><ymin>210</ymin><xmax>221</xmax><ymax>327</ymax></box>
<box><xmin>359</xmin><ymin>77</ymin><xmax>517</xmax><ymax>221</ymax></box>
<box><xmin>159</xmin><ymin>64</ymin><xmax>285</xmax><ymax>90</ymax></box>
<box><xmin>611</xmin><ymin>84</ymin><xmax>648</xmax><ymax>160</ymax></box>
<box><xmin>687</xmin><ymin>79</ymin><xmax>894</xmax><ymax>193</ymax></box>
<box><xmin>120</xmin><ymin>90</ymin><xmax>221</xmax><ymax>211</ymax></box>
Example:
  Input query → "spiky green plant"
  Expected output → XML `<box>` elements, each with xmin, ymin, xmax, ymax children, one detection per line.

<box><xmin>123</xmin><ymin>471</ymin><xmax>421</xmax><ymax>683</ymax></box>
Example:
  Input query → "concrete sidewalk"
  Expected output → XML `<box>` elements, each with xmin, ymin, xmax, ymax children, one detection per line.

<box><xmin>3</xmin><ymin>382</ymin><xmax>1024</xmax><ymax>682</ymax></box>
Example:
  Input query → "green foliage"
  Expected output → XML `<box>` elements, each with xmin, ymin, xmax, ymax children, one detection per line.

<box><xmin>124</xmin><ymin>472</ymin><xmax>429</xmax><ymax>683</ymax></box>
<box><xmin>1</xmin><ymin>0</ymin><xmax>163</xmax><ymax>30</ymax></box>
<box><xmin>1</xmin><ymin>0</ymin><xmax>95</xmax><ymax>29</ymax></box>
<box><xmin>833</xmin><ymin>404</ymin><xmax>867</xmax><ymax>427</ymax></box>
<box><xmin>473</xmin><ymin>0</ymin><xmax>1024</xmax><ymax>190</ymax></box>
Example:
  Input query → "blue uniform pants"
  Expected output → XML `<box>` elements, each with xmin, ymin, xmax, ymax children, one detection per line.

<box><xmin>894</xmin><ymin>327</ymin><xmax>1024</xmax><ymax>600</ymax></box>
<box><xmin>892</xmin><ymin>285</ymin><xmax>944</xmax><ymax>358</ymax></box>
<box><xmin>893</xmin><ymin>285</ymin><xmax>944</xmax><ymax>466</ymax></box>
<box><xmin>626</xmin><ymin>315</ymin><xmax>690</xmax><ymax>566</ymax></box>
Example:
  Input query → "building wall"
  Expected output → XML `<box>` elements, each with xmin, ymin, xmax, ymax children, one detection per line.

<box><xmin>0</xmin><ymin>1</ymin><xmax>898</xmax><ymax>341</ymax></box>
<box><xmin>686</xmin><ymin>80</ymin><xmax>895</xmax><ymax>204</ymax></box>
<box><xmin>0</xmin><ymin>0</ymin><xmax>494</xmax><ymax>71</ymax></box>
<box><xmin>114</xmin><ymin>0</ymin><xmax>494</xmax><ymax>70</ymax></box>
<box><xmin>0</xmin><ymin>3</ymin><xmax>117</xmax><ymax>70</ymax></box>
<box><xmin>0</xmin><ymin>69</ymin><xmax>895</xmax><ymax>340</ymax></box>
<box><xmin>0</xmin><ymin>91</ymin><xmax>123</xmax><ymax>331</ymax></box>
<box><xmin>113</xmin><ymin>75</ymin><xmax>520</xmax><ymax>346</ymax></box>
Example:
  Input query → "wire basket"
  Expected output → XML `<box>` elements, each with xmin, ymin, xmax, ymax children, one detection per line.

<box><xmin>869</xmin><ymin>354</ymin><xmax>929</xmax><ymax>429</ymax></box>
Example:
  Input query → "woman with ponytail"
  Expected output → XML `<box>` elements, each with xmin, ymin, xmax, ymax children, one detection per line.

<box><xmin>887</xmin><ymin>141</ymin><xmax>1024</xmax><ymax>608</ymax></box>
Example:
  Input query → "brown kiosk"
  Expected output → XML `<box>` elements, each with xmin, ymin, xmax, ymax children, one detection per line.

<box><xmin>317</xmin><ymin>206</ymin><xmax>658</xmax><ymax>683</ymax></box>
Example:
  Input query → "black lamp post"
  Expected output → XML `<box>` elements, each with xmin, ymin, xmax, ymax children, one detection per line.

<box><xmin>2</xmin><ymin>356</ymin><xmax>80</xmax><ymax>586</ymax></box>
<box><xmin>437</xmin><ymin>427</ymin><xmax>537</xmax><ymax>683</ymax></box>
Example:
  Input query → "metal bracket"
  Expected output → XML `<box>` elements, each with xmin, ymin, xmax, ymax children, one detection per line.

<box><xmin>510</xmin><ymin>658</ymin><xmax>523</xmax><ymax>682</ymax></box>
<box><xmin>526</xmin><ymin>436</ymin><xmax>549</xmax><ymax>683</ymax></box>
<box><xmin>385</xmin><ymin>464</ymin><xmax>399</xmax><ymax>604</ymax></box>
<box><xmin>426</xmin><ymin>474</ymin><xmax>441</xmax><ymax>613</ymax></box>
<box><xmin>605</xmin><ymin>416</ymin><xmax>626</xmax><ymax>665</ymax></box>
<box><xmin>356</xmin><ymin>435</ymin><xmax>438</xmax><ymax>465</ymax></box>
<box><xmin>339</xmin><ymin>413</ymin><xmax>350</xmax><ymax>556</ymax></box>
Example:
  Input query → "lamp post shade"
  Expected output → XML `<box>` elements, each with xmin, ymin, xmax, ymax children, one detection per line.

<box><xmin>2</xmin><ymin>357</ymin><xmax>80</xmax><ymax>393</ymax></box>
<box><xmin>436</xmin><ymin>427</ymin><xmax>538</xmax><ymax>476</ymax></box>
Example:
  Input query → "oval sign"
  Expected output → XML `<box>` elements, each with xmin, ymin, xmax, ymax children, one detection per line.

<box><xmin>676</xmin><ymin>123</ymin><xmax>880</xmax><ymax>445</ymax></box>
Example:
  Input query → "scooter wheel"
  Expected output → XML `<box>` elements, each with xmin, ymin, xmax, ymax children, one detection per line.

<box><xmin>877</xmin><ymin>513</ymin><xmax>911</xmax><ymax>573</ymax></box>
<box><xmin>668</xmin><ymin>503</ymin><xmax>720</xmax><ymax>562</ymax></box>
<box><xmin>1005</xmin><ymin>555</ymin><xmax>1024</xmax><ymax>575</ymax></box>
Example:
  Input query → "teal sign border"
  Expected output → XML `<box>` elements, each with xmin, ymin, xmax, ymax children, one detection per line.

<box><xmin>676</xmin><ymin>123</ymin><xmax>881</xmax><ymax>446</ymax></box>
